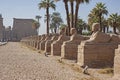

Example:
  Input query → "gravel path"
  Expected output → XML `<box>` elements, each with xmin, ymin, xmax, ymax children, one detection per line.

<box><xmin>0</xmin><ymin>42</ymin><xmax>88</xmax><ymax>80</ymax></box>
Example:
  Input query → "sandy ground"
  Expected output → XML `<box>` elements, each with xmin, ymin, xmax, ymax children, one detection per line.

<box><xmin>0</xmin><ymin>42</ymin><xmax>113</xmax><ymax>80</ymax></box>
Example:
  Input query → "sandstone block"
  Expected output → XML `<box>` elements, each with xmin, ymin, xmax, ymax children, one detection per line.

<box><xmin>51</xmin><ymin>35</ymin><xmax>70</xmax><ymax>56</ymax></box>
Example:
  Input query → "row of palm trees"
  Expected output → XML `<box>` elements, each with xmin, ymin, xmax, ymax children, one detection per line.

<box><xmin>88</xmin><ymin>2</ymin><xmax>120</xmax><ymax>34</ymax></box>
<box><xmin>50</xmin><ymin>12</ymin><xmax>63</xmax><ymax>33</ymax></box>
<box><xmin>37</xmin><ymin>0</ymin><xmax>120</xmax><ymax>35</ymax></box>
<box><xmin>32</xmin><ymin>15</ymin><xmax>41</xmax><ymax>34</ymax></box>
<box><xmin>108</xmin><ymin>13</ymin><xmax>120</xmax><ymax>34</ymax></box>
<box><xmin>38</xmin><ymin>0</ymin><xmax>90</xmax><ymax>35</ymax></box>
<box><xmin>38</xmin><ymin>0</ymin><xmax>56</xmax><ymax>35</ymax></box>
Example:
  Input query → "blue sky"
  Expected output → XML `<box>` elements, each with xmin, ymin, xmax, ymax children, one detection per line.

<box><xmin>0</xmin><ymin>0</ymin><xmax>120</xmax><ymax>35</ymax></box>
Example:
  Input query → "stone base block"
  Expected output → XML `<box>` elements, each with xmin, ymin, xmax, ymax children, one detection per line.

<box><xmin>45</xmin><ymin>40</ymin><xmax>53</xmax><ymax>54</ymax></box>
<box><xmin>40</xmin><ymin>41</ymin><xmax>46</xmax><ymax>51</ymax></box>
<box><xmin>114</xmin><ymin>45</ymin><xmax>120</xmax><ymax>78</ymax></box>
<box><xmin>45</xmin><ymin>36</ymin><xmax>59</xmax><ymax>54</ymax></box>
<box><xmin>51</xmin><ymin>42</ymin><xmax>62</xmax><ymax>56</ymax></box>
<box><xmin>61</xmin><ymin>43</ymin><xmax>78</xmax><ymax>59</ymax></box>
<box><xmin>51</xmin><ymin>35</ymin><xmax>70</xmax><ymax>56</ymax></box>
<box><xmin>77</xmin><ymin>42</ymin><xmax>118</xmax><ymax>68</ymax></box>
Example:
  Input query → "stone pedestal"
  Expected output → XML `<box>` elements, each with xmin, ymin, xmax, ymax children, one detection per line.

<box><xmin>51</xmin><ymin>35</ymin><xmax>70</xmax><ymax>56</ymax></box>
<box><xmin>77</xmin><ymin>42</ymin><xmax>118</xmax><ymax>68</ymax></box>
<box><xmin>35</xmin><ymin>36</ymin><xmax>41</xmax><ymax>48</ymax></box>
<box><xmin>29</xmin><ymin>36</ymin><xmax>34</xmax><ymax>47</ymax></box>
<box><xmin>114</xmin><ymin>45</ymin><xmax>120</xmax><ymax>79</ymax></box>
<box><xmin>45</xmin><ymin>35</ymin><xmax>59</xmax><ymax>54</ymax></box>
<box><xmin>77</xmin><ymin>32</ymin><xmax>119</xmax><ymax>68</ymax></box>
<box><xmin>37</xmin><ymin>35</ymin><xmax>46</xmax><ymax>50</ymax></box>
<box><xmin>33</xmin><ymin>36</ymin><xmax>39</xmax><ymax>48</ymax></box>
<box><xmin>40</xmin><ymin>35</ymin><xmax>52</xmax><ymax>51</ymax></box>
<box><xmin>61</xmin><ymin>34</ymin><xmax>85</xmax><ymax>59</ymax></box>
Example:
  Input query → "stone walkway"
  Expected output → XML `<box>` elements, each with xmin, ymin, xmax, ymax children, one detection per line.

<box><xmin>0</xmin><ymin>42</ymin><xmax>89</xmax><ymax>80</ymax></box>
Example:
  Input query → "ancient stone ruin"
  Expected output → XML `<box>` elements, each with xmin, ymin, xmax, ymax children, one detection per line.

<box><xmin>37</xmin><ymin>34</ymin><xmax>46</xmax><ymax>50</ymax></box>
<box><xmin>45</xmin><ymin>34</ymin><xmax>59</xmax><ymax>54</ymax></box>
<box><xmin>20</xmin><ymin>22</ymin><xmax>120</xmax><ymax>80</ymax></box>
<box><xmin>61</xmin><ymin>28</ymin><xmax>88</xmax><ymax>59</ymax></box>
<box><xmin>77</xmin><ymin>23</ymin><xmax>120</xmax><ymax>68</ymax></box>
<box><xmin>51</xmin><ymin>28</ymin><xmax>70</xmax><ymax>56</ymax></box>
<box><xmin>114</xmin><ymin>42</ymin><xmax>120</xmax><ymax>79</ymax></box>
<box><xmin>40</xmin><ymin>34</ymin><xmax>53</xmax><ymax>51</ymax></box>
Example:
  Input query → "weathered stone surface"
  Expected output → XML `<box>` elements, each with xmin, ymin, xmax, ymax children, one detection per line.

<box><xmin>51</xmin><ymin>35</ymin><xmax>70</xmax><ymax>56</ymax></box>
<box><xmin>77</xmin><ymin>23</ymin><xmax>120</xmax><ymax>68</ymax></box>
<box><xmin>51</xmin><ymin>27</ymin><xmax>70</xmax><ymax>56</ymax></box>
<box><xmin>32</xmin><ymin>36</ymin><xmax>39</xmax><ymax>48</ymax></box>
<box><xmin>34</xmin><ymin>35</ymin><xmax>41</xmax><ymax>48</ymax></box>
<box><xmin>91</xmin><ymin>23</ymin><xmax>100</xmax><ymax>32</ymax></box>
<box><xmin>40</xmin><ymin>34</ymin><xmax>53</xmax><ymax>51</ymax></box>
<box><xmin>61</xmin><ymin>28</ymin><xmax>88</xmax><ymax>59</ymax></box>
<box><xmin>45</xmin><ymin>34</ymin><xmax>59</xmax><ymax>54</ymax></box>
<box><xmin>110</xmin><ymin>34</ymin><xmax>120</xmax><ymax>44</ymax></box>
<box><xmin>114</xmin><ymin>45</ymin><xmax>120</xmax><ymax>79</ymax></box>
<box><xmin>37</xmin><ymin>34</ymin><xmax>46</xmax><ymax>50</ymax></box>
<box><xmin>29</xmin><ymin>36</ymin><xmax>34</xmax><ymax>47</ymax></box>
<box><xmin>77</xmin><ymin>42</ymin><xmax>118</xmax><ymax>68</ymax></box>
<box><xmin>88</xmin><ymin>31</ymin><xmax>111</xmax><ymax>43</ymax></box>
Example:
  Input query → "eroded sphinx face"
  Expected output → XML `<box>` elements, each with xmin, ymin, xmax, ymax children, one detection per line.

<box><xmin>59</xmin><ymin>27</ymin><xmax>66</xmax><ymax>35</ymax></box>
<box><xmin>70</xmin><ymin>28</ymin><xmax>77</xmax><ymax>35</ymax></box>
<box><xmin>91</xmin><ymin>23</ymin><xmax>100</xmax><ymax>32</ymax></box>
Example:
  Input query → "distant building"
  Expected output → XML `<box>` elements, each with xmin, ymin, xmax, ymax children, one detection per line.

<box><xmin>12</xmin><ymin>18</ymin><xmax>38</xmax><ymax>41</ymax></box>
<box><xmin>0</xmin><ymin>15</ymin><xmax>5</xmax><ymax>41</ymax></box>
<box><xmin>4</xmin><ymin>26</ymin><xmax>12</xmax><ymax>41</ymax></box>
<box><xmin>0</xmin><ymin>16</ymin><xmax>38</xmax><ymax>42</ymax></box>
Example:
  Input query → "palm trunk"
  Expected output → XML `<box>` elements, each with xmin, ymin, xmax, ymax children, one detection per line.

<box><xmin>103</xmin><ymin>26</ymin><xmax>106</xmax><ymax>33</ymax></box>
<box><xmin>37</xmin><ymin>18</ymin><xmax>39</xmax><ymax>22</ymax></box>
<box><xmin>71</xmin><ymin>1</ymin><xmax>74</xmax><ymax>28</ymax></box>
<box><xmin>51</xmin><ymin>28</ymin><xmax>54</xmax><ymax>33</ymax></box>
<box><xmin>113</xmin><ymin>26</ymin><xmax>117</xmax><ymax>34</ymax></box>
<box><xmin>99</xmin><ymin>15</ymin><xmax>102</xmax><ymax>32</ymax></box>
<box><xmin>64</xmin><ymin>1</ymin><xmax>70</xmax><ymax>36</ymax></box>
<box><xmin>46</xmin><ymin>7</ymin><xmax>49</xmax><ymax>35</ymax></box>
<box><xmin>107</xmin><ymin>26</ymin><xmax>109</xmax><ymax>33</ymax></box>
<box><xmin>74</xmin><ymin>2</ymin><xmax>79</xmax><ymax>29</ymax></box>
<box><xmin>54</xmin><ymin>25</ymin><xmax>57</xmax><ymax>33</ymax></box>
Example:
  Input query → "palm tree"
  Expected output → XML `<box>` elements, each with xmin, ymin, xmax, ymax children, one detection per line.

<box><xmin>59</xmin><ymin>24</ymin><xmax>67</xmax><ymax>30</ymax></box>
<box><xmin>63</xmin><ymin>0</ymin><xmax>70</xmax><ymax>35</ymax></box>
<box><xmin>69</xmin><ymin>0</ymin><xmax>74</xmax><ymax>28</ymax></box>
<box><xmin>35</xmin><ymin>15</ymin><xmax>41</xmax><ymax>34</ymax></box>
<box><xmin>94</xmin><ymin>2</ymin><xmax>108</xmax><ymax>32</ymax></box>
<box><xmin>74</xmin><ymin>0</ymin><xmax>90</xmax><ymax>29</ymax></box>
<box><xmin>38</xmin><ymin>0</ymin><xmax>56</xmax><ymax>35</ymax></box>
<box><xmin>88</xmin><ymin>8</ymin><xmax>99</xmax><ymax>27</ymax></box>
<box><xmin>108</xmin><ymin>13</ymin><xmax>120</xmax><ymax>34</ymax></box>
<box><xmin>50</xmin><ymin>12</ymin><xmax>63</xmax><ymax>33</ymax></box>
<box><xmin>102</xmin><ymin>18</ymin><xmax>108</xmax><ymax>33</ymax></box>
<box><xmin>32</xmin><ymin>20</ymin><xmax>40</xmax><ymax>34</ymax></box>
<box><xmin>35</xmin><ymin>15</ymin><xmax>42</xmax><ymax>22</ymax></box>
<box><xmin>50</xmin><ymin>23</ymin><xmax>56</xmax><ymax>33</ymax></box>
<box><xmin>76</xmin><ymin>18</ymin><xmax>87</xmax><ymax>34</ymax></box>
<box><xmin>44</xmin><ymin>14</ymin><xmax>51</xmax><ymax>23</ymax></box>
<box><xmin>54</xmin><ymin>0</ymin><xmax>70</xmax><ymax>35</ymax></box>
